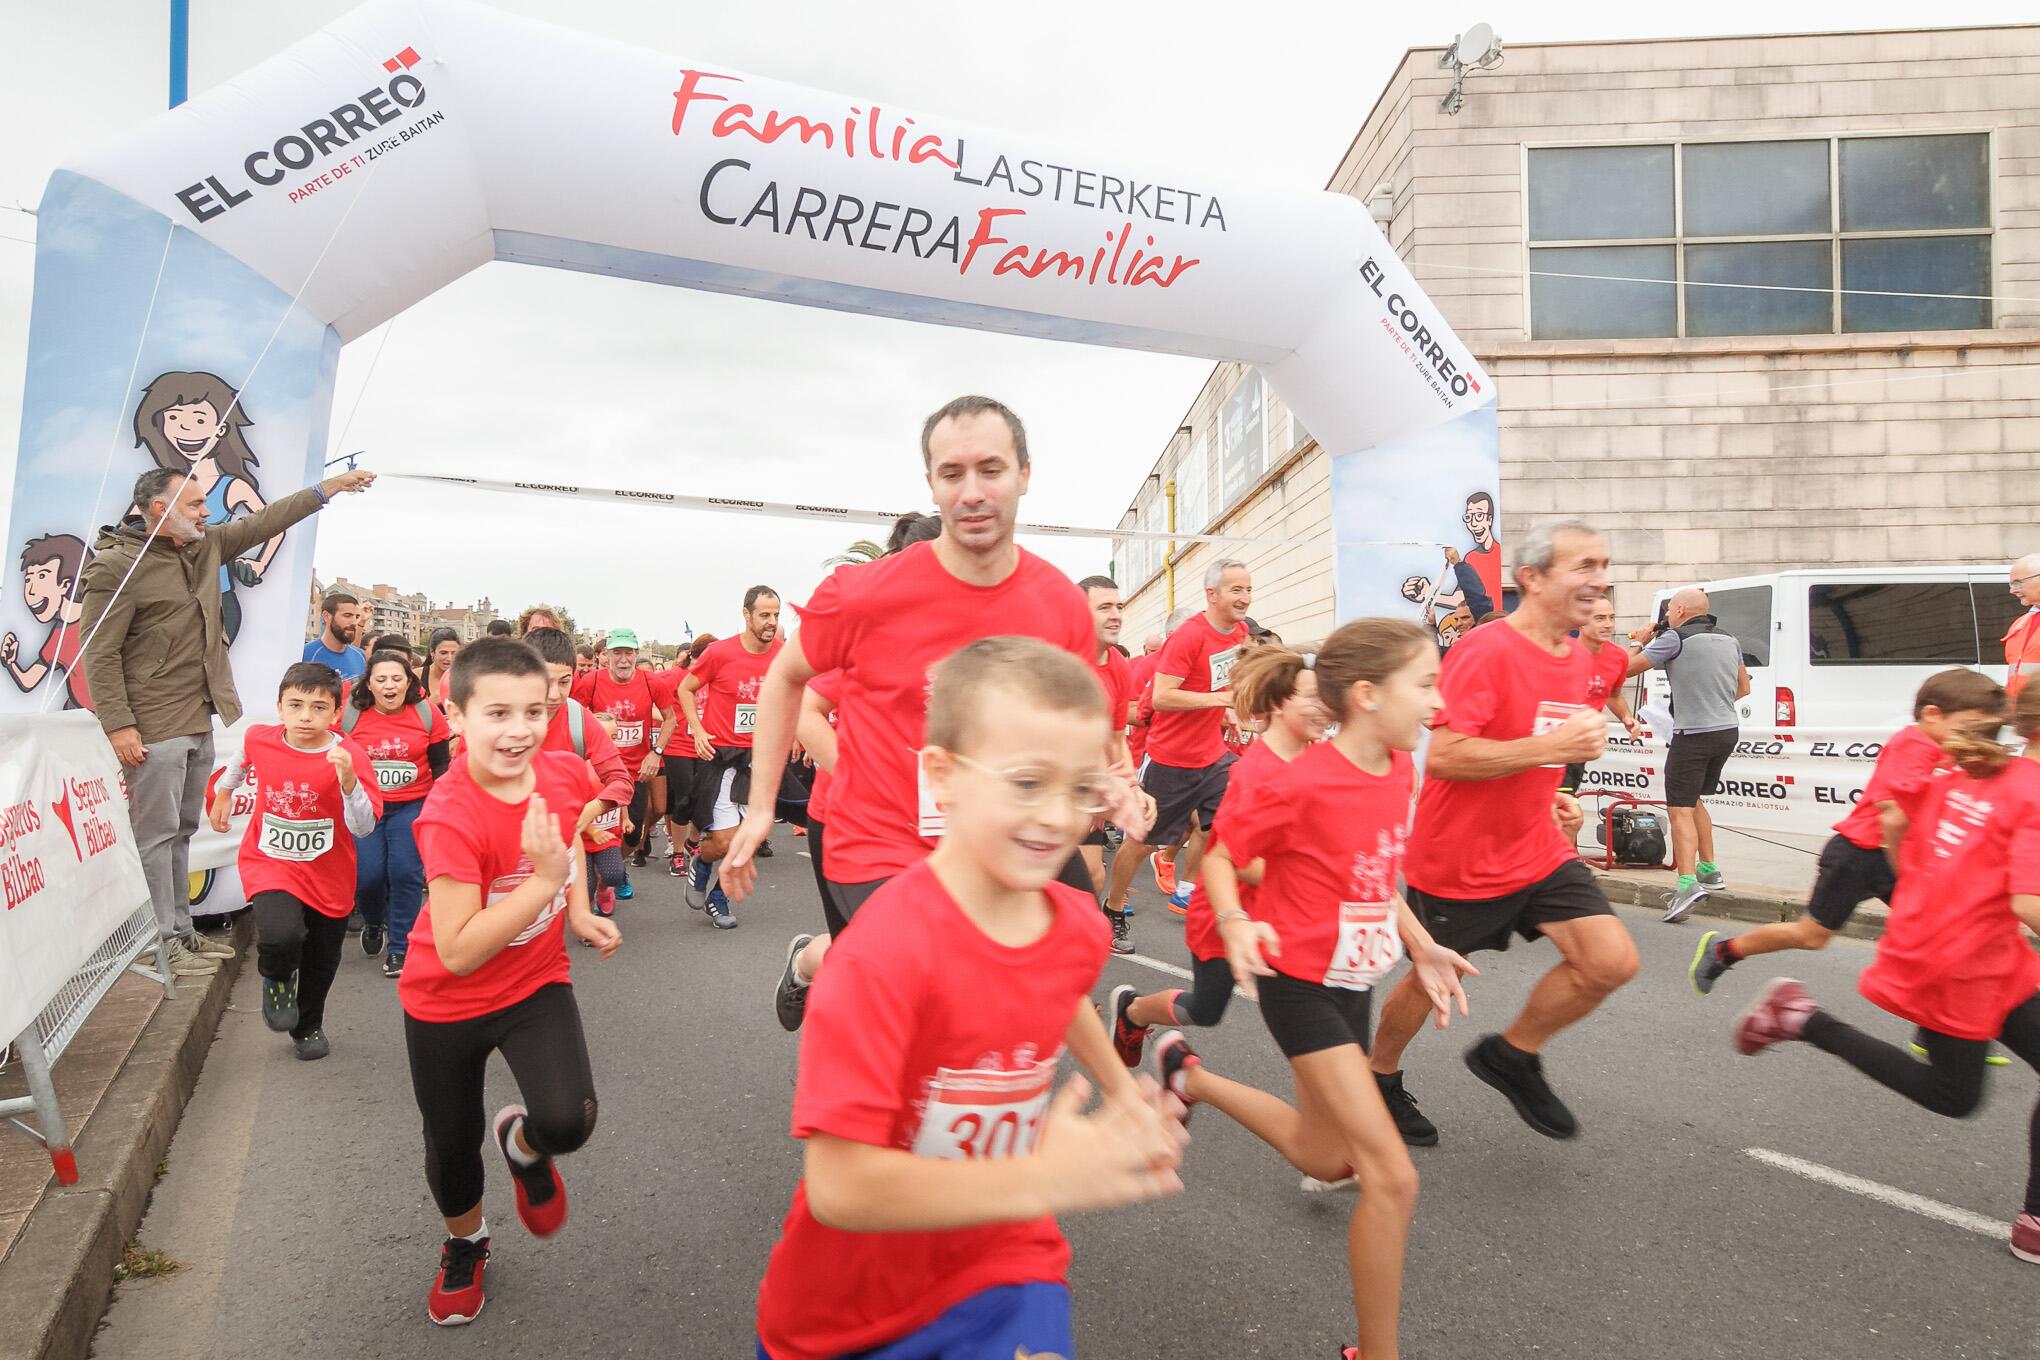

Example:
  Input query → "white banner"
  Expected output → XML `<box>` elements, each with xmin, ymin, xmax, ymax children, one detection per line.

<box><xmin>1577</xmin><ymin>722</ymin><xmax>1898</xmax><ymax>839</ymax></box>
<box><xmin>0</xmin><ymin>712</ymin><xmax>151</xmax><ymax>1042</ymax></box>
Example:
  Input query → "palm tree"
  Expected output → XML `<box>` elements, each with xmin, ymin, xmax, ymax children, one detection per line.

<box><xmin>825</xmin><ymin>538</ymin><xmax>887</xmax><ymax>567</ymax></box>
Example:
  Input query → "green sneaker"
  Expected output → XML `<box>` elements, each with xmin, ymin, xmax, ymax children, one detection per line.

<box><xmin>261</xmin><ymin>976</ymin><xmax>299</xmax><ymax>1033</ymax></box>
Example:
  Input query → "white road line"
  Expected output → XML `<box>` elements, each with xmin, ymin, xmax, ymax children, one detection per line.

<box><xmin>1118</xmin><ymin>951</ymin><xmax>1252</xmax><ymax>999</ymax></box>
<box><xmin>1743</xmin><ymin>1148</ymin><xmax>2009</xmax><ymax>1241</ymax></box>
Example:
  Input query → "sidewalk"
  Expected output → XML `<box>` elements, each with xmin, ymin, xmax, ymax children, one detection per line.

<box><xmin>1579</xmin><ymin>818</ymin><xmax>1886</xmax><ymax>939</ymax></box>
<box><xmin>0</xmin><ymin>918</ymin><xmax>247</xmax><ymax>1360</ymax></box>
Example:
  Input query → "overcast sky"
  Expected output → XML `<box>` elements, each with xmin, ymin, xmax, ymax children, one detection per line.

<box><xmin>2</xmin><ymin>0</ymin><xmax>2030</xmax><ymax>645</ymax></box>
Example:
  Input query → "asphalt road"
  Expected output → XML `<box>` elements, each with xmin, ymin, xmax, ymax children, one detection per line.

<box><xmin>94</xmin><ymin>827</ymin><xmax>2040</xmax><ymax>1358</ymax></box>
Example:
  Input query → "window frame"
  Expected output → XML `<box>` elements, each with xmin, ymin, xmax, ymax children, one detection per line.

<box><xmin>1521</xmin><ymin>129</ymin><xmax>1997</xmax><ymax>340</ymax></box>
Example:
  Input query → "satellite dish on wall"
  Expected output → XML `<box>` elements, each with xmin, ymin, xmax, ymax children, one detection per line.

<box><xmin>1439</xmin><ymin>22</ymin><xmax>1504</xmax><ymax>114</ymax></box>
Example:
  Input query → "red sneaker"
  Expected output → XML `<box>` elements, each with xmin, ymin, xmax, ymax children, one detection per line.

<box><xmin>2013</xmin><ymin>1211</ymin><xmax>2040</xmax><ymax>1264</ymax></box>
<box><xmin>427</xmin><ymin>1235</ymin><xmax>489</xmax><ymax>1326</ymax></box>
<box><xmin>1151</xmin><ymin>855</ymin><xmax>1178</xmax><ymax>897</ymax></box>
<box><xmin>493</xmin><ymin>1104</ymin><xmax>569</xmax><ymax>1237</ymax></box>
<box><xmin>1156</xmin><ymin>1030</ymin><xmax>1202</xmax><ymax>1113</ymax></box>
<box><xmin>1734</xmin><ymin>978</ymin><xmax>1817</xmax><ymax>1056</ymax></box>
<box><xmin>1108</xmin><ymin>985</ymin><xmax>1149</xmax><ymax>1068</ymax></box>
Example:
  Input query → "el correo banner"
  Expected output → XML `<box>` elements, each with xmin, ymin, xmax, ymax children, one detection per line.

<box><xmin>1577</xmin><ymin>723</ymin><xmax>1904</xmax><ymax>840</ymax></box>
<box><xmin>0</xmin><ymin>712</ymin><xmax>151</xmax><ymax>1043</ymax></box>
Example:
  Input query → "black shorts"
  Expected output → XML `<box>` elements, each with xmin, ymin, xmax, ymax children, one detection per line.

<box><xmin>622</xmin><ymin>779</ymin><xmax>652</xmax><ymax>847</ymax></box>
<box><xmin>823</xmin><ymin>852</ymin><xmax>1096</xmax><ymax>937</ymax></box>
<box><xmin>661</xmin><ymin>753</ymin><xmax>700</xmax><ymax>818</ymax></box>
<box><xmin>684</xmin><ymin>748</ymin><xmax>753</xmax><ymax>831</ymax></box>
<box><xmin>1806</xmin><ymin>834</ymin><xmax>1896</xmax><ymax>930</ymax></box>
<box><xmin>1407</xmin><ymin>858</ymin><xmax>1614</xmax><ymax>957</ymax></box>
<box><xmin>1257</xmin><ymin>972</ymin><xmax>1374</xmax><ymax>1060</ymax></box>
<box><xmin>1081</xmin><ymin>826</ymin><xmax>1108</xmax><ymax>847</ymax></box>
<box><xmin>1141</xmin><ymin>755</ymin><xmax>1236</xmax><ymax>847</ymax></box>
<box><xmin>1665</xmin><ymin>727</ymin><xmax>1738</xmax><ymax>807</ymax></box>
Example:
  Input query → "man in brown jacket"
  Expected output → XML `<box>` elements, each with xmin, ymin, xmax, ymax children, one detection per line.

<box><xmin>79</xmin><ymin>464</ymin><xmax>375</xmax><ymax>974</ymax></box>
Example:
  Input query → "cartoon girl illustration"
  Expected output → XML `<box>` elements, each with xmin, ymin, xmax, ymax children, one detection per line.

<box><xmin>133</xmin><ymin>370</ymin><xmax>276</xmax><ymax>643</ymax></box>
<box><xmin>2</xmin><ymin>532</ymin><xmax>93</xmax><ymax>709</ymax></box>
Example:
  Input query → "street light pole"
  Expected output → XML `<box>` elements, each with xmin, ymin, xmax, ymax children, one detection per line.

<box><xmin>169</xmin><ymin>0</ymin><xmax>190</xmax><ymax>108</ymax></box>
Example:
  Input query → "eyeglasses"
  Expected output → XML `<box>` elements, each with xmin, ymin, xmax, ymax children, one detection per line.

<box><xmin>2012</xmin><ymin>575</ymin><xmax>2039</xmax><ymax>589</ymax></box>
<box><xmin>947</xmin><ymin>754</ymin><xmax>1116</xmax><ymax>815</ymax></box>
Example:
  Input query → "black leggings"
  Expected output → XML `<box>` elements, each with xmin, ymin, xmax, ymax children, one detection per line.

<box><xmin>1167</xmin><ymin>956</ymin><xmax>1237</xmax><ymax>1028</ymax></box>
<box><xmin>621</xmin><ymin>780</ymin><xmax>652</xmax><ymax>853</ymax></box>
<box><xmin>403</xmin><ymin>982</ymin><xmax>599</xmax><ymax>1218</ymax></box>
<box><xmin>809</xmin><ymin>819</ymin><xmax>841</xmax><ymax>935</ymax></box>
<box><xmin>252</xmin><ymin>891</ymin><xmax>347</xmax><ymax>1038</ymax></box>
<box><xmin>1805</xmin><ymin>992</ymin><xmax>2040</xmax><ymax>1214</ymax></box>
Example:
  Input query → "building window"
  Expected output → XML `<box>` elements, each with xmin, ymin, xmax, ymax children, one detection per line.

<box><xmin>1526</xmin><ymin>132</ymin><xmax>1993</xmax><ymax>340</ymax></box>
<box><xmin>1176</xmin><ymin>429</ymin><xmax>1210</xmax><ymax>536</ymax></box>
<box><xmin>1218</xmin><ymin>373</ymin><xmax>1266</xmax><ymax>511</ymax></box>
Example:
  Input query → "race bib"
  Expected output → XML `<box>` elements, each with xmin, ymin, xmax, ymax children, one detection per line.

<box><xmin>1208</xmin><ymin>644</ymin><xmax>1241</xmax><ymax>691</ymax></box>
<box><xmin>372</xmin><ymin>759</ymin><xmax>417</xmax><ymax>791</ymax></box>
<box><xmin>1323</xmin><ymin>900</ymin><xmax>1403</xmax><ymax>990</ymax></box>
<box><xmin>1533</xmin><ymin>700</ymin><xmax>1587</xmax><ymax>770</ymax></box>
<box><xmin>490</xmin><ymin>857</ymin><xmax>577</xmax><ymax>947</ymax></box>
<box><xmin>917</xmin><ymin>750</ymin><xmax>945</xmax><ymax>838</ymax></box>
<box><xmin>614</xmin><ymin>721</ymin><xmax>645</xmax><ymax>749</ymax></box>
<box><xmin>909</xmin><ymin>1057</ymin><xmax>1057</xmax><ymax>1160</ymax></box>
<box><xmin>592</xmin><ymin>807</ymin><xmax>622</xmax><ymax>833</ymax></box>
<box><xmin>260</xmin><ymin>814</ymin><xmax>334</xmax><ymax>863</ymax></box>
<box><xmin>733</xmin><ymin>704</ymin><xmax>758</xmax><ymax>736</ymax></box>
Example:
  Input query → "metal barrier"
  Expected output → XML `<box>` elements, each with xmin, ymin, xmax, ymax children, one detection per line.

<box><xmin>0</xmin><ymin>902</ymin><xmax>174</xmax><ymax>1184</ymax></box>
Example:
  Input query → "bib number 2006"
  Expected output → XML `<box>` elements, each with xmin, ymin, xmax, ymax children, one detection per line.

<box><xmin>261</xmin><ymin>815</ymin><xmax>333</xmax><ymax>862</ymax></box>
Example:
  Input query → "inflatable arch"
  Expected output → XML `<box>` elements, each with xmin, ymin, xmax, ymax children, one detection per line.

<box><xmin>1</xmin><ymin>0</ymin><xmax>1489</xmax><ymax>715</ymax></box>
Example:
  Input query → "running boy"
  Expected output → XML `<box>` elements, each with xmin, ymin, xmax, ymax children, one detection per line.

<box><xmin>1736</xmin><ymin>678</ymin><xmax>2039</xmax><ymax>1265</ymax></box>
<box><xmin>399</xmin><ymin>639</ymin><xmax>622</xmax><ymax>1326</ymax></box>
<box><xmin>754</xmin><ymin>638</ymin><xmax>1187</xmax><ymax>1359</ymax></box>
<box><xmin>1690</xmin><ymin>667</ymin><xmax>2007</xmax><ymax>995</ymax></box>
<box><xmin>210</xmin><ymin>661</ymin><xmax>383</xmax><ymax>1060</ymax></box>
<box><xmin>1156</xmin><ymin>621</ymin><xmax>1477</xmax><ymax>1359</ymax></box>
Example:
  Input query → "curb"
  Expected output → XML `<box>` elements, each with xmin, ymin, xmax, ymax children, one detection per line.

<box><xmin>0</xmin><ymin>913</ymin><xmax>248</xmax><ymax>1360</ymax></box>
<box><xmin>1589</xmin><ymin>870</ymin><xmax>1886</xmax><ymax>942</ymax></box>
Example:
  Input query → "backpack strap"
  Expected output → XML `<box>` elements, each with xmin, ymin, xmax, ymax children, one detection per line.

<box><xmin>340</xmin><ymin>704</ymin><xmax>360</xmax><ymax>734</ymax></box>
<box><xmin>413</xmin><ymin>698</ymin><xmax>435</xmax><ymax>733</ymax></box>
<box><xmin>568</xmin><ymin>698</ymin><xmax>587</xmax><ymax>758</ymax></box>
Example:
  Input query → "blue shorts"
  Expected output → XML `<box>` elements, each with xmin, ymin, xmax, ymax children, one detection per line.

<box><xmin>759</xmin><ymin>1282</ymin><xmax>1073</xmax><ymax>1360</ymax></box>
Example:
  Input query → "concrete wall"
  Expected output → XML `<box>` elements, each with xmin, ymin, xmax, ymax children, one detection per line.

<box><xmin>1116</xmin><ymin>25</ymin><xmax>2040</xmax><ymax>640</ymax></box>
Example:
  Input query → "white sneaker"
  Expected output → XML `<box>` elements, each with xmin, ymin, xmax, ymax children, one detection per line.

<box><xmin>164</xmin><ymin>938</ymin><xmax>219</xmax><ymax>976</ymax></box>
<box><xmin>186</xmin><ymin>931</ymin><xmax>236</xmax><ymax>960</ymax></box>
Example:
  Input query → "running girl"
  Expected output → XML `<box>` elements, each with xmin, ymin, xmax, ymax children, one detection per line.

<box><xmin>1736</xmin><ymin>677</ymin><xmax>2039</xmax><ymax>1266</ymax></box>
<box><xmin>343</xmin><ymin>649</ymin><xmax>450</xmax><ymax>976</ymax></box>
<box><xmin>400</xmin><ymin>639</ymin><xmax>622</xmax><ymax>1326</ymax></box>
<box><xmin>425</xmin><ymin>628</ymin><xmax>461</xmax><ymax>713</ymax></box>
<box><xmin>209</xmin><ymin>662</ymin><xmax>382</xmax><ymax>1060</ymax></box>
<box><xmin>1108</xmin><ymin>644</ymin><xmax>1328</xmax><ymax>1067</ymax></box>
<box><xmin>1158</xmin><ymin>619</ymin><xmax>1478</xmax><ymax>1359</ymax></box>
<box><xmin>754</xmin><ymin>637</ymin><xmax>1187</xmax><ymax>1360</ymax></box>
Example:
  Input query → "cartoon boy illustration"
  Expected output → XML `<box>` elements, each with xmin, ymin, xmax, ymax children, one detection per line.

<box><xmin>1461</xmin><ymin>490</ymin><xmax>1501</xmax><ymax>608</ymax></box>
<box><xmin>133</xmin><ymin>370</ymin><xmax>276</xmax><ymax>644</ymax></box>
<box><xmin>2</xmin><ymin>532</ymin><xmax>93</xmax><ymax>709</ymax></box>
<box><xmin>1401</xmin><ymin>544</ymin><xmax>1493</xmax><ymax>650</ymax></box>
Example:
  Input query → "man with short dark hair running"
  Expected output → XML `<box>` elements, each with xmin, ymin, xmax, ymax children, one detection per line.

<box><xmin>1077</xmin><ymin>575</ymin><xmax>1137</xmax><ymax>896</ymax></box>
<box><xmin>678</xmin><ymin>590</ymin><xmax>783</xmax><ymax>927</ymax></box>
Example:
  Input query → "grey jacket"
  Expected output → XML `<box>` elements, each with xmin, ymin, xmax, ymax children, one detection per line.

<box><xmin>79</xmin><ymin>488</ymin><xmax>323</xmax><ymax>743</ymax></box>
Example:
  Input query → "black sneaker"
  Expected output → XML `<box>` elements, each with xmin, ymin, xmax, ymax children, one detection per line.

<box><xmin>1463</xmin><ymin>1034</ymin><xmax>1577</xmax><ymax>1139</ymax></box>
<box><xmin>668</xmin><ymin>853</ymin><xmax>686</xmax><ymax>878</ymax></box>
<box><xmin>261</xmin><ymin>976</ymin><xmax>299</xmax><ymax>1033</ymax></box>
<box><xmin>1106</xmin><ymin>908</ymin><xmax>1134</xmax><ymax>955</ymax></box>
<box><xmin>1375</xmin><ymin>1070</ymin><xmax>1438</xmax><ymax>1147</ymax></box>
<box><xmin>383</xmin><ymin>952</ymin><xmax>405</xmax><ymax>979</ymax></box>
<box><xmin>775</xmin><ymin>934</ymin><xmax>814</xmax><ymax>1032</ymax></box>
<box><xmin>361</xmin><ymin>924</ymin><xmax>386</xmax><ymax>958</ymax></box>
<box><xmin>757</xmin><ymin>839</ymin><xmax>775</xmax><ymax>859</ymax></box>
<box><xmin>630</xmin><ymin>847</ymin><xmax>649</xmax><ymax>869</ymax></box>
<box><xmin>1689</xmin><ymin>930</ymin><xmax>1732</xmax><ymax>997</ymax></box>
<box><xmin>1155</xmin><ymin>1030</ymin><xmax>1201</xmax><ymax>1114</ymax></box>
<box><xmin>293</xmin><ymin>1028</ymin><xmax>330</xmax><ymax>1061</ymax></box>
<box><xmin>344</xmin><ymin>911</ymin><xmax>365</xmax><ymax>936</ymax></box>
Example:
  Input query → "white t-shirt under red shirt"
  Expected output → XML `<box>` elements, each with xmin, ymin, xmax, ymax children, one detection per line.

<box><xmin>1222</xmin><ymin>742</ymin><xmax>1415</xmax><ymax>989</ymax></box>
<box><xmin>1405</xmin><ymin>621</ymin><xmax>1594</xmax><ymax>901</ymax></box>
<box><xmin>1859</xmin><ymin>758</ymin><xmax>2040</xmax><ymax>1040</ymax></box>
<box><xmin>401</xmin><ymin>751</ymin><xmax>599</xmax><ymax>1024</ymax></box>
<box><xmin>1146</xmin><ymin>615</ymin><xmax>1248</xmax><ymax>769</ymax></box>
<box><xmin>227</xmin><ymin>725</ymin><xmax>383</xmax><ymax>917</ymax></box>
<box><xmin>793</xmin><ymin>542</ymin><xmax>1093</xmax><ymax>884</ymax></box>
<box><xmin>754</xmin><ymin>862</ymin><xmax>1110</xmax><ymax>1360</ymax></box>
<box><xmin>571</xmin><ymin>668</ymin><xmax>661</xmax><ymax>769</ymax></box>
<box><xmin>688</xmin><ymin>635</ymin><xmax>782</xmax><ymax>749</ymax></box>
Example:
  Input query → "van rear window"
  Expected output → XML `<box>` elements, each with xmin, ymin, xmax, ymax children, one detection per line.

<box><xmin>1708</xmin><ymin>586</ymin><xmax>1772</xmax><ymax>668</ymax></box>
<box><xmin>1808</xmin><ymin>582</ymin><xmax>1979</xmax><ymax>664</ymax></box>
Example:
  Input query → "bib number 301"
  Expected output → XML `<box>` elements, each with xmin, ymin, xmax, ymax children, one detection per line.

<box><xmin>910</xmin><ymin>1059</ymin><xmax>1057</xmax><ymax>1160</ymax></box>
<box><xmin>1322</xmin><ymin>900</ymin><xmax>1402</xmax><ymax>990</ymax></box>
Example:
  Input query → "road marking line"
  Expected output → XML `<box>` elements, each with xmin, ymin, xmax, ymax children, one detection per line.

<box><xmin>1118</xmin><ymin>951</ymin><xmax>1252</xmax><ymax>999</ymax></box>
<box><xmin>1743</xmin><ymin>1148</ymin><xmax>2008</xmax><ymax>1240</ymax></box>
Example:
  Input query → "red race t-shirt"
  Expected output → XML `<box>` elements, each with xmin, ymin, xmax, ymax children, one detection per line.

<box><xmin>231</xmin><ymin>726</ymin><xmax>384</xmax><ymax>917</ymax></box>
<box><xmin>1091</xmin><ymin>648</ymin><xmax>1132</xmax><ymax>737</ymax></box>
<box><xmin>806</xmin><ymin>669</ymin><xmax>842</xmax><ymax>825</ymax></box>
<box><xmin>755</xmin><ymin>862</ymin><xmax>1109</xmax><ymax>1360</ymax></box>
<box><xmin>1145</xmin><ymin>615</ymin><xmax>1249</xmax><ymax>769</ymax></box>
<box><xmin>543</xmin><ymin>699</ymin><xmax>635</xmax><ymax>806</ymax></box>
<box><xmin>1832</xmin><ymin>724</ymin><xmax>1948</xmax><ymax>851</ymax></box>
<box><xmin>1222</xmin><ymin>743</ymin><xmax>1415</xmax><ymax>988</ymax></box>
<box><xmin>1581</xmin><ymin>641</ymin><xmax>1630</xmax><ymax>712</ymax></box>
<box><xmin>794</xmin><ymin>542</ymin><xmax>1093</xmax><ymax>884</ymax></box>
<box><xmin>345</xmin><ymin>702</ymin><xmax>450</xmax><ymax>804</ymax></box>
<box><xmin>650</xmin><ymin>665</ymin><xmax>692</xmax><ymax>738</ymax></box>
<box><xmin>571</xmin><ymin>668</ymin><xmax>661</xmax><ymax>767</ymax></box>
<box><xmin>1125</xmin><ymin>653</ymin><xmax>1160</xmax><ymax>766</ymax></box>
<box><xmin>1184</xmin><ymin>737</ymin><xmax>1293</xmax><ymax>961</ymax></box>
<box><xmin>688</xmin><ymin>635</ymin><xmax>783</xmax><ymax>749</ymax></box>
<box><xmin>401</xmin><ymin>751</ymin><xmax>599</xmax><ymax>1024</ymax></box>
<box><xmin>1405</xmin><ymin>621</ymin><xmax>1595</xmax><ymax>900</ymax></box>
<box><xmin>1860</xmin><ymin>759</ymin><xmax>2040</xmax><ymax>1039</ymax></box>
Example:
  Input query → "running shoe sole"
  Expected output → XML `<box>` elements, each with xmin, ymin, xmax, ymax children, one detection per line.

<box><xmin>1689</xmin><ymin>930</ymin><xmax>1723</xmax><ymax>997</ymax></box>
<box><xmin>1462</xmin><ymin>1039</ymin><xmax>1577</xmax><ymax>1139</ymax></box>
<box><xmin>1662</xmin><ymin>883</ymin><xmax>1708</xmax><ymax>925</ymax></box>
<box><xmin>429</xmin><ymin>1298</ymin><xmax>484</xmax><ymax>1327</ymax></box>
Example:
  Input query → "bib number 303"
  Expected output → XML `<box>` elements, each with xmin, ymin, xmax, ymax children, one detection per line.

<box><xmin>1322</xmin><ymin>900</ymin><xmax>1402</xmax><ymax>990</ymax></box>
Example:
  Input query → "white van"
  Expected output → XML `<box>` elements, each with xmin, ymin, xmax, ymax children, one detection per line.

<box><xmin>1639</xmin><ymin>566</ymin><xmax>2021</xmax><ymax>736</ymax></box>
